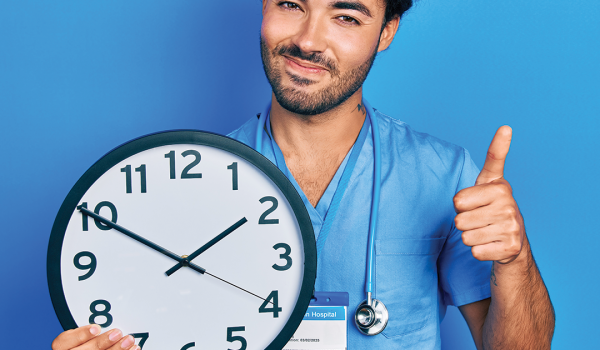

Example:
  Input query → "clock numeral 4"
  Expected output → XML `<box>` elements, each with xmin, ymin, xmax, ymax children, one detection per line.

<box><xmin>130</xmin><ymin>332</ymin><xmax>149</xmax><ymax>349</ymax></box>
<box><xmin>258</xmin><ymin>196</ymin><xmax>279</xmax><ymax>225</ymax></box>
<box><xmin>272</xmin><ymin>243</ymin><xmax>292</xmax><ymax>271</ymax></box>
<box><xmin>89</xmin><ymin>299</ymin><xmax>112</xmax><ymax>328</ymax></box>
<box><xmin>74</xmin><ymin>251</ymin><xmax>97</xmax><ymax>281</ymax></box>
<box><xmin>80</xmin><ymin>201</ymin><xmax>117</xmax><ymax>231</ymax></box>
<box><xmin>121</xmin><ymin>164</ymin><xmax>147</xmax><ymax>193</ymax></box>
<box><xmin>226</xmin><ymin>327</ymin><xmax>247</xmax><ymax>350</ymax></box>
<box><xmin>259</xmin><ymin>290</ymin><xmax>282</xmax><ymax>318</ymax></box>
<box><xmin>165</xmin><ymin>150</ymin><xmax>202</xmax><ymax>179</ymax></box>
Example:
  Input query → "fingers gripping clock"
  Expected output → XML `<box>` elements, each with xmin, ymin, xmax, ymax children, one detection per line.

<box><xmin>47</xmin><ymin>131</ymin><xmax>317</xmax><ymax>350</ymax></box>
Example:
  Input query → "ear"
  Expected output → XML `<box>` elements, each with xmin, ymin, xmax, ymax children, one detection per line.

<box><xmin>262</xmin><ymin>0</ymin><xmax>268</xmax><ymax>12</ymax></box>
<box><xmin>377</xmin><ymin>15</ymin><xmax>400</xmax><ymax>52</ymax></box>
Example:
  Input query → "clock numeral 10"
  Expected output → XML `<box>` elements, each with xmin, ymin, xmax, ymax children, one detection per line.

<box><xmin>259</xmin><ymin>290</ymin><xmax>282</xmax><ymax>318</ymax></box>
<box><xmin>165</xmin><ymin>150</ymin><xmax>202</xmax><ymax>179</ymax></box>
<box><xmin>130</xmin><ymin>332</ymin><xmax>149</xmax><ymax>349</ymax></box>
<box><xmin>74</xmin><ymin>251</ymin><xmax>97</xmax><ymax>281</ymax></box>
<box><xmin>226</xmin><ymin>327</ymin><xmax>247</xmax><ymax>350</ymax></box>
<box><xmin>81</xmin><ymin>201</ymin><xmax>118</xmax><ymax>231</ymax></box>
<box><xmin>121</xmin><ymin>164</ymin><xmax>147</xmax><ymax>193</ymax></box>
<box><xmin>89</xmin><ymin>299</ymin><xmax>113</xmax><ymax>328</ymax></box>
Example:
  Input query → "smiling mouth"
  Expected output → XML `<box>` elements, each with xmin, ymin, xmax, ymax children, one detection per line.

<box><xmin>283</xmin><ymin>56</ymin><xmax>328</xmax><ymax>75</ymax></box>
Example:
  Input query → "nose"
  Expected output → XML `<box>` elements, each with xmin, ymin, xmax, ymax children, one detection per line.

<box><xmin>291</xmin><ymin>12</ymin><xmax>328</xmax><ymax>54</ymax></box>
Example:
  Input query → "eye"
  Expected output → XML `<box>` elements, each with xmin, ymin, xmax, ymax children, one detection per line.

<box><xmin>279</xmin><ymin>1</ymin><xmax>301</xmax><ymax>10</ymax></box>
<box><xmin>337</xmin><ymin>15</ymin><xmax>359</xmax><ymax>25</ymax></box>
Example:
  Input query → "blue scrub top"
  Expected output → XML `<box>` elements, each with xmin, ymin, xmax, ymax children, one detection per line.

<box><xmin>228</xmin><ymin>108</ymin><xmax>492</xmax><ymax>349</ymax></box>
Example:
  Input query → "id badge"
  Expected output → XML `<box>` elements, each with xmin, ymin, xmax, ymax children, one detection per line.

<box><xmin>283</xmin><ymin>292</ymin><xmax>349</xmax><ymax>350</ymax></box>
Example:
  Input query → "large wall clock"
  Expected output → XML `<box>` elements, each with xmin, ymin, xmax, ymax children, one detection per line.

<box><xmin>47</xmin><ymin>130</ymin><xmax>317</xmax><ymax>350</ymax></box>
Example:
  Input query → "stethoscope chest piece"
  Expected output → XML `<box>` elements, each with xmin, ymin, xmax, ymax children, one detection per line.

<box><xmin>354</xmin><ymin>298</ymin><xmax>388</xmax><ymax>336</ymax></box>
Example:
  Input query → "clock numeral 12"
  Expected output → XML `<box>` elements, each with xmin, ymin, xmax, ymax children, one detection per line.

<box><xmin>130</xmin><ymin>332</ymin><xmax>149</xmax><ymax>349</ymax></box>
<box><xmin>121</xmin><ymin>164</ymin><xmax>147</xmax><ymax>193</ymax></box>
<box><xmin>81</xmin><ymin>201</ymin><xmax>118</xmax><ymax>231</ymax></box>
<box><xmin>165</xmin><ymin>150</ymin><xmax>202</xmax><ymax>179</ymax></box>
<box><xmin>259</xmin><ymin>290</ymin><xmax>282</xmax><ymax>318</ymax></box>
<box><xmin>89</xmin><ymin>299</ymin><xmax>112</xmax><ymax>328</ymax></box>
<box><xmin>226</xmin><ymin>327</ymin><xmax>247</xmax><ymax>350</ymax></box>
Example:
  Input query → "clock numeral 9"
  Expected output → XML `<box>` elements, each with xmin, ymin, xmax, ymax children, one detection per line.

<box><xmin>74</xmin><ymin>251</ymin><xmax>97</xmax><ymax>281</ymax></box>
<box><xmin>165</xmin><ymin>150</ymin><xmax>202</xmax><ymax>179</ymax></box>
<box><xmin>81</xmin><ymin>201</ymin><xmax>118</xmax><ymax>231</ymax></box>
<box><xmin>226</xmin><ymin>327</ymin><xmax>247</xmax><ymax>350</ymax></box>
<box><xmin>259</xmin><ymin>290</ymin><xmax>282</xmax><ymax>318</ymax></box>
<box><xmin>89</xmin><ymin>299</ymin><xmax>113</xmax><ymax>328</ymax></box>
<box><xmin>121</xmin><ymin>164</ymin><xmax>147</xmax><ymax>193</ymax></box>
<box><xmin>259</xmin><ymin>196</ymin><xmax>279</xmax><ymax>224</ymax></box>
<box><xmin>130</xmin><ymin>332</ymin><xmax>149</xmax><ymax>349</ymax></box>
<box><xmin>272</xmin><ymin>243</ymin><xmax>292</xmax><ymax>271</ymax></box>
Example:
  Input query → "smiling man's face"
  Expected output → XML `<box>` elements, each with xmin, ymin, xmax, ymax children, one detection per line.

<box><xmin>260</xmin><ymin>0</ymin><xmax>396</xmax><ymax>116</ymax></box>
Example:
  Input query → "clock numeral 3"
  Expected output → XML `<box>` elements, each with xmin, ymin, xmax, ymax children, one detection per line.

<box><xmin>121</xmin><ymin>164</ymin><xmax>147</xmax><ymax>193</ymax></box>
<box><xmin>165</xmin><ymin>150</ymin><xmax>202</xmax><ymax>179</ymax></box>
<box><xmin>272</xmin><ymin>243</ymin><xmax>292</xmax><ymax>271</ymax></box>
<box><xmin>73</xmin><ymin>251</ymin><xmax>97</xmax><ymax>281</ymax></box>
<box><xmin>259</xmin><ymin>290</ymin><xmax>282</xmax><ymax>318</ymax></box>
<box><xmin>226</xmin><ymin>327</ymin><xmax>247</xmax><ymax>350</ymax></box>
<box><xmin>130</xmin><ymin>332</ymin><xmax>149</xmax><ymax>349</ymax></box>
<box><xmin>89</xmin><ymin>299</ymin><xmax>113</xmax><ymax>328</ymax></box>
<box><xmin>180</xmin><ymin>342</ymin><xmax>195</xmax><ymax>350</ymax></box>
<box><xmin>81</xmin><ymin>201</ymin><xmax>118</xmax><ymax>231</ymax></box>
<box><xmin>227</xmin><ymin>162</ymin><xmax>238</xmax><ymax>190</ymax></box>
<box><xmin>258</xmin><ymin>196</ymin><xmax>279</xmax><ymax>224</ymax></box>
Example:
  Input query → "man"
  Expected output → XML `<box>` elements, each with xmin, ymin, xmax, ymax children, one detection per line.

<box><xmin>52</xmin><ymin>0</ymin><xmax>555</xmax><ymax>349</ymax></box>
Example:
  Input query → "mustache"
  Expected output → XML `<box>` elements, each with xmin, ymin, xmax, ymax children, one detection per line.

<box><xmin>274</xmin><ymin>44</ymin><xmax>338</xmax><ymax>74</ymax></box>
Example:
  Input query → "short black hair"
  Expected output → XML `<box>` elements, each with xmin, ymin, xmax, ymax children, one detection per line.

<box><xmin>384</xmin><ymin>0</ymin><xmax>413</xmax><ymax>24</ymax></box>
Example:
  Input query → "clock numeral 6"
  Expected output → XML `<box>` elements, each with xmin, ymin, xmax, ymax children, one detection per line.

<box><xmin>259</xmin><ymin>290</ymin><xmax>282</xmax><ymax>318</ymax></box>
<box><xmin>272</xmin><ymin>243</ymin><xmax>292</xmax><ymax>271</ymax></box>
<box><xmin>130</xmin><ymin>332</ymin><xmax>149</xmax><ymax>349</ymax></box>
<box><xmin>80</xmin><ymin>201</ymin><xmax>117</xmax><ymax>231</ymax></box>
<box><xmin>165</xmin><ymin>150</ymin><xmax>202</xmax><ymax>179</ymax></box>
<box><xmin>89</xmin><ymin>299</ymin><xmax>113</xmax><ymax>328</ymax></box>
<box><xmin>121</xmin><ymin>164</ymin><xmax>147</xmax><ymax>194</ymax></box>
<box><xmin>73</xmin><ymin>251</ymin><xmax>97</xmax><ymax>281</ymax></box>
<box><xmin>226</xmin><ymin>327</ymin><xmax>247</xmax><ymax>350</ymax></box>
<box><xmin>259</xmin><ymin>196</ymin><xmax>279</xmax><ymax>225</ymax></box>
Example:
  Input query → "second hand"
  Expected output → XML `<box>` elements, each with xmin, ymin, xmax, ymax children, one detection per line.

<box><xmin>204</xmin><ymin>271</ymin><xmax>273</xmax><ymax>305</ymax></box>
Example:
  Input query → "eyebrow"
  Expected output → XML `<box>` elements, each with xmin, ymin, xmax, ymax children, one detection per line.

<box><xmin>328</xmin><ymin>1</ymin><xmax>373</xmax><ymax>18</ymax></box>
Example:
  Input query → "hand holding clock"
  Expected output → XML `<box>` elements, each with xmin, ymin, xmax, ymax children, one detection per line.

<box><xmin>52</xmin><ymin>325</ymin><xmax>139</xmax><ymax>350</ymax></box>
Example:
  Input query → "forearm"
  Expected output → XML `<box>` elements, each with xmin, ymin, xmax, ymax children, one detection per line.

<box><xmin>482</xmin><ymin>236</ymin><xmax>555</xmax><ymax>349</ymax></box>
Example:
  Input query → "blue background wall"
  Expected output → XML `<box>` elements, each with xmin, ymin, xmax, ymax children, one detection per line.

<box><xmin>1</xmin><ymin>0</ymin><xmax>598</xmax><ymax>348</ymax></box>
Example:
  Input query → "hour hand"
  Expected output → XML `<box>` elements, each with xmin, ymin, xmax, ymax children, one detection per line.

<box><xmin>77</xmin><ymin>205</ymin><xmax>207</xmax><ymax>275</ymax></box>
<box><xmin>166</xmin><ymin>217</ymin><xmax>248</xmax><ymax>276</ymax></box>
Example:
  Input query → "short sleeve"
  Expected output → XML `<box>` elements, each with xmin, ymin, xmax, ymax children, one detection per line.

<box><xmin>438</xmin><ymin>148</ymin><xmax>492</xmax><ymax>307</ymax></box>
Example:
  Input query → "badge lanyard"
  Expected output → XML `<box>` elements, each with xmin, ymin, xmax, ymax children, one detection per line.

<box><xmin>256</xmin><ymin>100</ymin><xmax>387</xmax><ymax>335</ymax></box>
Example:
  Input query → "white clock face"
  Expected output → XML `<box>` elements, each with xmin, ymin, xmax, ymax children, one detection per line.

<box><xmin>48</xmin><ymin>132</ymin><xmax>316</xmax><ymax>350</ymax></box>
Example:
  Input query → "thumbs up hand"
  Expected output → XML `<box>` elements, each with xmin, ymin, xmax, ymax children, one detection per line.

<box><xmin>453</xmin><ymin>126</ymin><xmax>525</xmax><ymax>264</ymax></box>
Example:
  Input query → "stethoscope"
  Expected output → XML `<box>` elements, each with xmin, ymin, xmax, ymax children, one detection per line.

<box><xmin>255</xmin><ymin>100</ymin><xmax>388</xmax><ymax>336</ymax></box>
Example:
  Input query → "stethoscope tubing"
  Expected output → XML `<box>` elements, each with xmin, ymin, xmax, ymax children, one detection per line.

<box><xmin>255</xmin><ymin>100</ymin><xmax>381</xmax><ymax>298</ymax></box>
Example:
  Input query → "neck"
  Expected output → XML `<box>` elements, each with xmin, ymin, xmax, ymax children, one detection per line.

<box><xmin>269</xmin><ymin>88</ymin><xmax>366</xmax><ymax>157</ymax></box>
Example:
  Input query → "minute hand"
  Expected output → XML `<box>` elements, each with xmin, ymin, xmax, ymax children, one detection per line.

<box><xmin>165</xmin><ymin>217</ymin><xmax>248</xmax><ymax>276</ymax></box>
<box><xmin>77</xmin><ymin>206</ymin><xmax>206</xmax><ymax>275</ymax></box>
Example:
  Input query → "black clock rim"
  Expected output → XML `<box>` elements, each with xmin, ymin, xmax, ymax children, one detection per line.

<box><xmin>47</xmin><ymin>129</ymin><xmax>317</xmax><ymax>350</ymax></box>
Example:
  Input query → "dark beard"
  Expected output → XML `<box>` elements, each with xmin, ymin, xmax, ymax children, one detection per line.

<box><xmin>260</xmin><ymin>36</ymin><xmax>378</xmax><ymax>116</ymax></box>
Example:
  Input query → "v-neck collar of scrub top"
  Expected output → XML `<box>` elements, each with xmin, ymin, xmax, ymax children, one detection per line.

<box><xmin>262</xmin><ymin>113</ymin><xmax>372</xmax><ymax>238</ymax></box>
